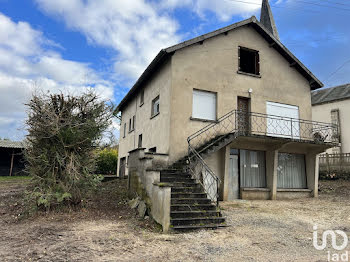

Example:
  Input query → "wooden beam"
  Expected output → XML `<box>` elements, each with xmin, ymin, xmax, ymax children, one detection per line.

<box><xmin>9</xmin><ymin>149</ymin><xmax>14</xmax><ymax>176</ymax></box>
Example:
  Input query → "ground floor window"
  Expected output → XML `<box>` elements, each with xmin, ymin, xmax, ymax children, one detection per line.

<box><xmin>240</xmin><ymin>150</ymin><xmax>266</xmax><ymax>188</ymax></box>
<box><xmin>277</xmin><ymin>153</ymin><xmax>306</xmax><ymax>189</ymax></box>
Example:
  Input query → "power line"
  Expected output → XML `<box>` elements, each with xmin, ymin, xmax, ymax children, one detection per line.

<box><xmin>322</xmin><ymin>0</ymin><xmax>350</xmax><ymax>7</ymax></box>
<box><xmin>324</xmin><ymin>59</ymin><xmax>350</xmax><ymax>83</ymax></box>
<box><xmin>224</xmin><ymin>0</ymin><xmax>319</xmax><ymax>13</ymax></box>
<box><xmin>225</xmin><ymin>0</ymin><xmax>350</xmax><ymax>14</ymax></box>
<box><xmin>291</xmin><ymin>0</ymin><xmax>350</xmax><ymax>12</ymax></box>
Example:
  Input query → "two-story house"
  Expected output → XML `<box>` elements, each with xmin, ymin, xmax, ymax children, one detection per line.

<box><xmin>116</xmin><ymin>0</ymin><xmax>337</xmax><ymax>213</ymax></box>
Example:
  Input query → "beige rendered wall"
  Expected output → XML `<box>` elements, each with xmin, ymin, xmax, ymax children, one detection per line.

<box><xmin>169</xmin><ymin>25</ymin><xmax>313</xmax><ymax>162</ymax></box>
<box><xmin>312</xmin><ymin>99</ymin><xmax>350</xmax><ymax>153</ymax></box>
<box><xmin>117</xmin><ymin>60</ymin><xmax>172</xmax><ymax>175</ymax></box>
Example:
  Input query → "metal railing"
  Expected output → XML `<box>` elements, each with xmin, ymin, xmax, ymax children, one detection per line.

<box><xmin>187</xmin><ymin>109</ymin><xmax>339</xmax><ymax>206</ymax></box>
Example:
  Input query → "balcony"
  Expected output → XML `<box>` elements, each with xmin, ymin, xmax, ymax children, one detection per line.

<box><xmin>188</xmin><ymin>110</ymin><xmax>339</xmax><ymax>152</ymax></box>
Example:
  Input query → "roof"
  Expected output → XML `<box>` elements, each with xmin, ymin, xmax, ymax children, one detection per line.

<box><xmin>0</xmin><ymin>140</ymin><xmax>26</xmax><ymax>149</ymax></box>
<box><xmin>312</xmin><ymin>83</ymin><xmax>350</xmax><ymax>105</ymax></box>
<box><xmin>116</xmin><ymin>16</ymin><xmax>323</xmax><ymax>112</ymax></box>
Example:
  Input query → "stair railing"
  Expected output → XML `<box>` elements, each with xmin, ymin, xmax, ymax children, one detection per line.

<box><xmin>187</xmin><ymin>109</ymin><xmax>339</xmax><ymax>206</ymax></box>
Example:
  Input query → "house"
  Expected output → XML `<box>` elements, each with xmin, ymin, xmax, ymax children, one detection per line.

<box><xmin>312</xmin><ymin>83</ymin><xmax>350</xmax><ymax>154</ymax></box>
<box><xmin>0</xmin><ymin>140</ymin><xmax>26</xmax><ymax>176</ymax></box>
<box><xmin>115</xmin><ymin>1</ymin><xmax>338</xmax><ymax>231</ymax></box>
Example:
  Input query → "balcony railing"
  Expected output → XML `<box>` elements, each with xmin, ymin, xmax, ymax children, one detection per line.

<box><xmin>188</xmin><ymin>110</ymin><xmax>339</xmax><ymax>153</ymax></box>
<box><xmin>187</xmin><ymin>109</ymin><xmax>339</xmax><ymax>206</ymax></box>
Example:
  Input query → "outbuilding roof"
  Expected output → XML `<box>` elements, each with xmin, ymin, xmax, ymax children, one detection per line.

<box><xmin>116</xmin><ymin>16</ymin><xmax>323</xmax><ymax>112</ymax></box>
<box><xmin>312</xmin><ymin>83</ymin><xmax>350</xmax><ymax>105</ymax></box>
<box><xmin>0</xmin><ymin>140</ymin><xmax>26</xmax><ymax>149</ymax></box>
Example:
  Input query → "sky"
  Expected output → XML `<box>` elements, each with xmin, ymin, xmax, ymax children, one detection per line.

<box><xmin>0</xmin><ymin>0</ymin><xmax>349</xmax><ymax>141</ymax></box>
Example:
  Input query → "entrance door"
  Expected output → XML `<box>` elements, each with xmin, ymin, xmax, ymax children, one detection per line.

<box><xmin>228</xmin><ymin>149</ymin><xmax>239</xmax><ymax>200</ymax></box>
<box><xmin>237</xmin><ymin>97</ymin><xmax>250</xmax><ymax>133</ymax></box>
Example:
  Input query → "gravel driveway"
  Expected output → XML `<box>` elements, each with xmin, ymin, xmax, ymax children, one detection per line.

<box><xmin>0</xmin><ymin>179</ymin><xmax>349</xmax><ymax>261</ymax></box>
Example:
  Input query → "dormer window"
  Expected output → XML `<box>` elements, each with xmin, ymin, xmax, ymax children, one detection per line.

<box><xmin>238</xmin><ymin>47</ymin><xmax>260</xmax><ymax>76</ymax></box>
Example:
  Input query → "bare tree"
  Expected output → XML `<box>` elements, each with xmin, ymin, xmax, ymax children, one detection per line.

<box><xmin>25</xmin><ymin>92</ymin><xmax>114</xmax><ymax>209</ymax></box>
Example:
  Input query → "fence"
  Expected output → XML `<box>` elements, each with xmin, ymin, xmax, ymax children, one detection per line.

<box><xmin>319</xmin><ymin>153</ymin><xmax>350</xmax><ymax>174</ymax></box>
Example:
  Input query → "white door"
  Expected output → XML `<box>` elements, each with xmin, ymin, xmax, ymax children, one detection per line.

<box><xmin>266</xmin><ymin>102</ymin><xmax>300</xmax><ymax>139</ymax></box>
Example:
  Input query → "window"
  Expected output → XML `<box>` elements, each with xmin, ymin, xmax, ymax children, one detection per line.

<box><xmin>123</xmin><ymin>123</ymin><xmax>126</xmax><ymax>138</ymax></box>
<box><xmin>138</xmin><ymin>134</ymin><xmax>142</xmax><ymax>148</ymax></box>
<box><xmin>192</xmin><ymin>89</ymin><xmax>217</xmax><ymax>121</ymax></box>
<box><xmin>331</xmin><ymin>109</ymin><xmax>340</xmax><ymax>141</ymax></box>
<box><xmin>277</xmin><ymin>153</ymin><xmax>306</xmax><ymax>189</ymax></box>
<box><xmin>151</xmin><ymin>96</ymin><xmax>160</xmax><ymax>117</ymax></box>
<box><xmin>240</xmin><ymin>150</ymin><xmax>266</xmax><ymax>188</ymax></box>
<box><xmin>266</xmin><ymin>102</ymin><xmax>300</xmax><ymax>138</ymax></box>
<box><xmin>239</xmin><ymin>47</ymin><xmax>260</xmax><ymax>75</ymax></box>
<box><xmin>140</xmin><ymin>90</ymin><xmax>144</xmax><ymax>106</ymax></box>
<box><xmin>149</xmin><ymin>147</ymin><xmax>156</xmax><ymax>153</ymax></box>
<box><xmin>129</xmin><ymin>116</ymin><xmax>135</xmax><ymax>132</ymax></box>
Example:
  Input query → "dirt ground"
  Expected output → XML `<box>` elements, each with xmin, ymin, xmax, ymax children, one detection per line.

<box><xmin>0</xmin><ymin>178</ymin><xmax>349</xmax><ymax>262</ymax></box>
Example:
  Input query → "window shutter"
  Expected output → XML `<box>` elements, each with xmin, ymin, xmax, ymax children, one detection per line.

<box><xmin>192</xmin><ymin>90</ymin><xmax>216</xmax><ymax>121</ymax></box>
<box><xmin>238</xmin><ymin>47</ymin><xmax>241</xmax><ymax>71</ymax></box>
<box><xmin>255</xmin><ymin>51</ymin><xmax>260</xmax><ymax>75</ymax></box>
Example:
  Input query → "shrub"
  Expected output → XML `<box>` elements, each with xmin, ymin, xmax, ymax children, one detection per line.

<box><xmin>96</xmin><ymin>148</ymin><xmax>118</xmax><ymax>175</ymax></box>
<box><xmin>25</xmin><ymin>92</ymin><xmax>114</xmax><ymax>210</ymax></box>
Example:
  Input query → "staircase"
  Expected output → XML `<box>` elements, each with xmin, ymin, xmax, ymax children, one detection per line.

<box><xmin>172</xmin><ymin>132</ymin><xmax>237</xmax><ymax>169</ymax></box>
<box><xmin>161</xmin><ymin>169</ymin><xmax>226</xmax><ymax>231</ymax></box>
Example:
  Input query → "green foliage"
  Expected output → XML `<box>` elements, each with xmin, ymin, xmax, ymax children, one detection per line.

<box><xmin>25</xmin><ymin>92</ymin><xmax>114</xmax><ymax>210</ymax></box>
<box><xmin>96</xmin><ymin>148</ymin><xmax>118</xmax><ymax>175</ymax></box>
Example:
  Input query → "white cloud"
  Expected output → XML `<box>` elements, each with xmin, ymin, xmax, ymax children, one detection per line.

<box><xmin>0</xmin><ymin>13</ymin><xmax>114</xmax><ymax>140</ymax></box>
<box><xmin>159</xmin><ymin>0</ymin><xmax>261</xmax><ymax>21</ymax></box>
<box><xmin>35</xmin><ymin>0</ymin><xmax>182</xmax><ymax>80</ymax></box>
<box><xmin>34</xmin><ymin>0</ymin><xmax>262</xmax><ymax>80</ymax></box>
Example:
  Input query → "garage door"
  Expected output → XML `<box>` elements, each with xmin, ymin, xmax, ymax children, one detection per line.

<box><xmin>266</xmin><ymin>102</ymin><xmax>300</xmax><ymax>139</ymax></box>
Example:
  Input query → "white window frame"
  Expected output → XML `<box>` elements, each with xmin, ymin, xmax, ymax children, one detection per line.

<box><xmin>151</xmin><ymin>96</ymin><xmax>160</xmax><ymax>117</ymax></box>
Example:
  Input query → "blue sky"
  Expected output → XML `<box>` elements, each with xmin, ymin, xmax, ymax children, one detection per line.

<box><xmin>0</xmin><ymin>0</ymin><xmax>349</xmax><ymax>141</ymax></box>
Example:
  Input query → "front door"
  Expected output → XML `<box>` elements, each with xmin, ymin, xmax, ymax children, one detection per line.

<box><xmin>237</xmin><ymin>97</ymin><xmax>250</xmax><ymax>133</ymax></box>
<box><xmin>228</xmin><ymin>149</ymin><xmax>239</xmax><ymax>200</ymax></box>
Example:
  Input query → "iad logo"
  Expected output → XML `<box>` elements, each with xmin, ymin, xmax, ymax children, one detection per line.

<box><xmin>313</xmin><ymin>225</ymin><xmax>349</xmax><ymax>261</ymax></box>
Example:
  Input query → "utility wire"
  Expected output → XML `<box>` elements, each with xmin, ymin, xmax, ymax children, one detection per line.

<box><xmin>291</xmin><ymin>0</ymin><xmax>350</xmax><ymax>11</ymax></box>
<box><xmin>224</xmin><ymin>0</ymin><xmax>319</xmax><ymax>13</ymax></box>
<box><xmin>323</xmin><ymin>59</ymin><xmax>350</xmax><ymax>83</ymax></box>
<box><xmin>225</xmin><ymin>0</ymin><xmax>350</xmax><ymax>13</ymax></box>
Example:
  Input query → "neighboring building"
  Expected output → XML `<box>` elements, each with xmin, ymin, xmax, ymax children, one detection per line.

<box><xmin>312</xmin><ymin>84</ymin><xmax>350</xmax><ymax>154</ymax></box>
<box><xmin>116</xmin><ymin>0</ymin><xmax>337</xmax><ymax>204</ymax></box>
<box><xmin>0</xmin><ymin>140</ymin><xmax>26</xmax><ymax>176</ymax></box>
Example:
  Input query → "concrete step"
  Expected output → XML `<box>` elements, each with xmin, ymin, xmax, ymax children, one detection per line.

<box><xmin>171</xmin><ymin>198</ymin><xmax>211</xmax><ymax>205</ymax></box>
<box><xmin>168</xmin><ymin>182</ymin><xmax>200</xmax><ymax>188</ymax></box>
<box><xmin>171</xmin><ymin>224</ymin><xmax>228</xmax><ymax>232</ymax></box>
<box><xmin>161</xmin><ymin>169</ymin><xmax>189</xmax><ymax>175</ymax></box>
<box><xmin>160</xmin><ymin>172</ymin><xmax>192</xmax><ymax>179</ymax></box>
<box><xmin>170</xmin><ymin>217</ymin><xmax>225</xmax><ymax>226</ymax></box>
<box><xmin>171</xmin><ymin>193</ymin><xmax>207</xmax><ymax>199</ymax></box>
<box><xmin>171</xmin><ymin>204</ymin><xmax>217</xmax><ymax>212</ymax></box>
<box><xmin>171</xmin><ymin>187</ymin><xmax>203</xmax><ymax>193</ymax></box>
<box><xmin>160</xmin><ymin>176</ymin><xmax>196</xmax><ymax>183</ymax></box>
<box><xmin>170</xmin><ymin>210</ymin><xmax>221</xmax><ymax>219</ymax></box>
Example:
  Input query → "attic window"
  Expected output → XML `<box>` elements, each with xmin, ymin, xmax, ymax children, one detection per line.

<box><xmin>238</xmin><ymin>47</ymin><xmax>260</xmax><ymax>76</ymax></box>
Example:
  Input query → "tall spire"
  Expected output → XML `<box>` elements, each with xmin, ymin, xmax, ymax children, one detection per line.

<box><xmin>260</xmin><ymin>0</ymin><xmax>280</xmax><ymax>40</ymax></box>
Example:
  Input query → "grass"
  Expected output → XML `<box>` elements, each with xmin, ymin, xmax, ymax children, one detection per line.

<box><xmin>0</xmin><ymin>176</ymin><xmax>31</xmax><ymax>182</ymax></box>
